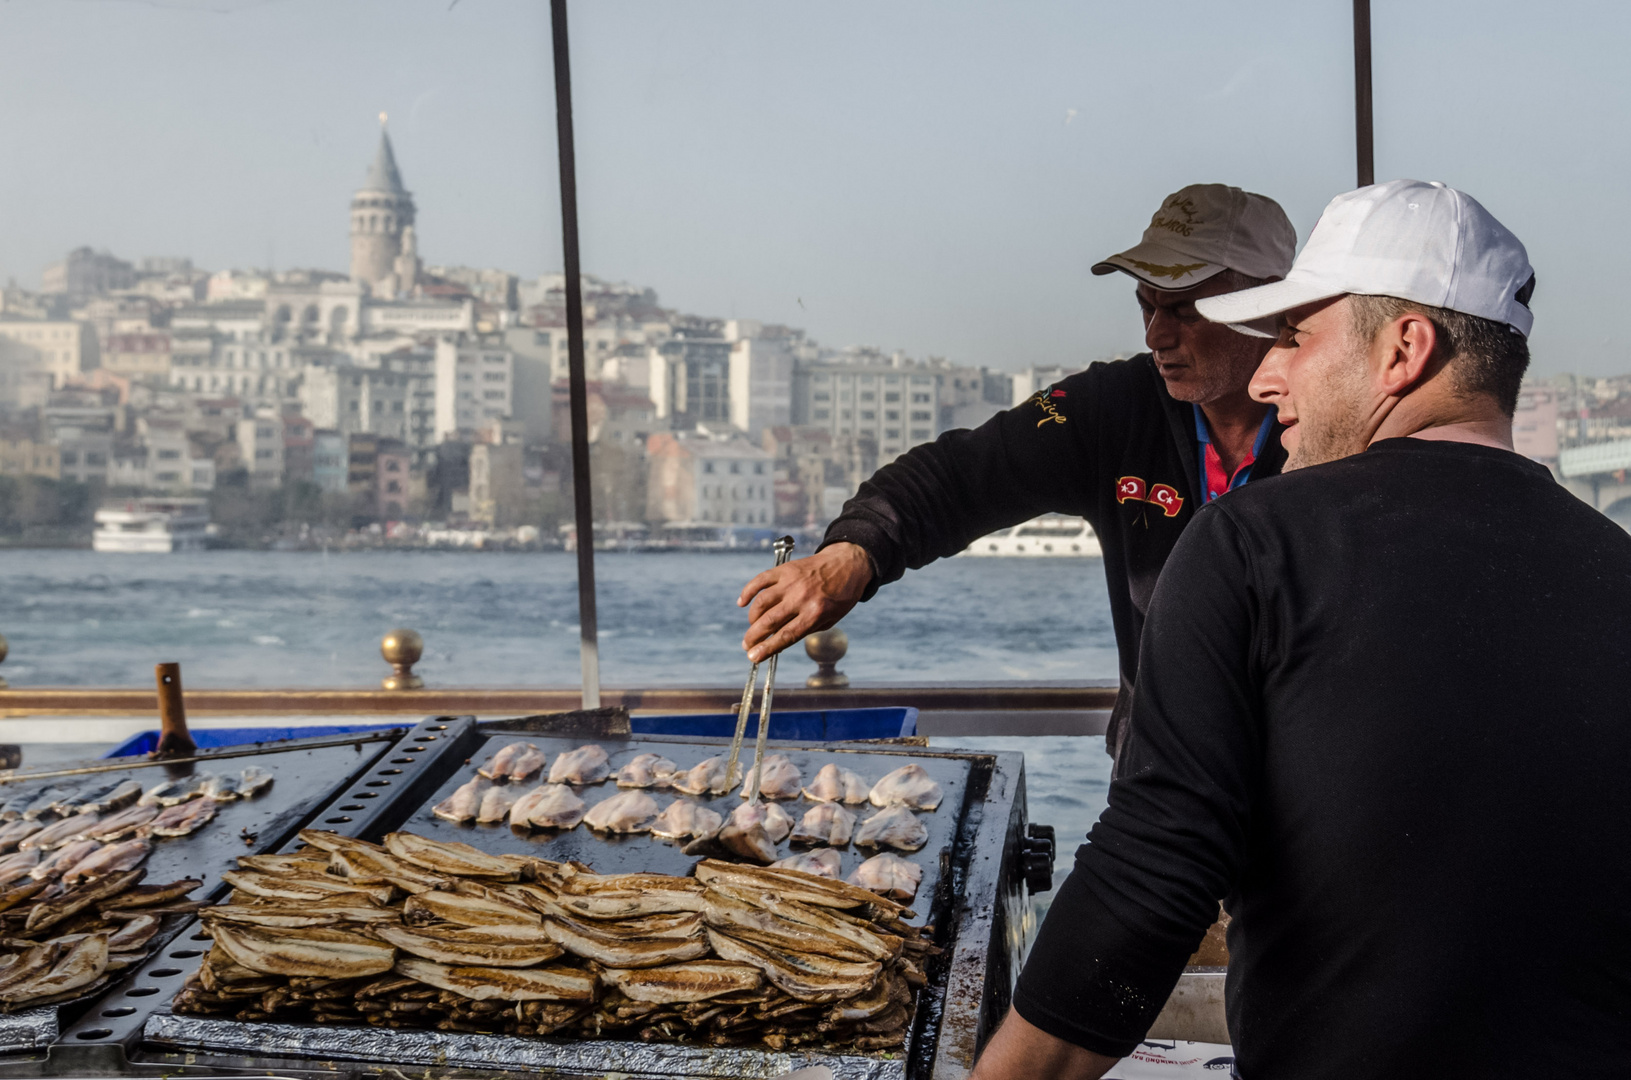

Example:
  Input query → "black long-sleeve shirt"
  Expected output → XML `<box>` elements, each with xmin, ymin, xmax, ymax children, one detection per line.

<box><xmin>1013</xmin><ymin>439</ymin><xmax>1631</xmax><ymax>1077</ymax></box>
<box><xmin>821</xmin><ymin>355</ymin><xmax>1285</xmax><ymax>755</ymax></box>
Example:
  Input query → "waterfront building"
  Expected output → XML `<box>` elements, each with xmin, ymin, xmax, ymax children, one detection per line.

<box><xmin>433</xmin><ymin>338</ymin><xmax>516</xmax><ymax>442</ymax></box>
<box><xmin>234</xmin><ymin>410</ymin><xmax>286</xmax><ymax>489</ymax></box>
<box><xmin>0</xmin><ymin>320</ymin><xmax>97</xmax><ymax>407</ymax></box>
<box><xmin>791</xmin><ymin>348</ymin><xmax>942</xmax><ymax>462</ymax></box>
<box><xmin>41</xmin><ymin>247</ymin><xmax>135</xmax><ymax>299</ymax></box>
<box><xmin>299</xmin><ymin>363</ymin><xmax>410</xmax><ymax>442</ymax></box>
<box><xmin>312</xmin><ymin>430</ymin><xmax>348</xmax><ymax>494</ymax></box>
<box><xmin>0</xmin><ymin>434</ymin><xmax>61</xmax><ymax>480</ymax></box>
<box><xmin>645</xmin><ymin>427</ymin><xmax>773</xmax><ymax>526</ymax></box>
<box><xmin>469</xmin><ymin>442</ymin><xmax>524</xmax><ymax>526</ymax></box>
<box><xmin>377</xmin><ymin>441</ymin><xmax>412</xmax><ymax>519</ymax></box>
<box><xmin>283</xmin><ymin>414</ymin><xmax>316</xmax><ymax>485</ymax></box>
<box><xmin>650</xmin><ymin>326</ymin><xmax>731</xmax><ymax>431</ymax></box>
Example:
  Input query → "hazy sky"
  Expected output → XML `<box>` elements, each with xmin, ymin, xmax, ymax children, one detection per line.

<box><xmin>1</xmin><ymin>0</ymin><xmax>1627</xmax><ymax>375</ymax></box>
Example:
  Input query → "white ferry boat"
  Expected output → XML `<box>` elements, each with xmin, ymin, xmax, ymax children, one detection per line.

<box><xmin>92</xmin><ymin>498</ymin><xmax>211</xmax><ymax>553</ymax></box>
<box><xmin>962</xmin><ymin>513</ymin><xmax>1102</xmax><ymax>558</ymax></box>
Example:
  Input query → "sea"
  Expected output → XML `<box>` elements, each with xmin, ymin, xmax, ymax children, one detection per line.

<box><xmin>0</xmin><ymin>548</ymin><xmax>1117</xmax><ymax>897</ymax></box>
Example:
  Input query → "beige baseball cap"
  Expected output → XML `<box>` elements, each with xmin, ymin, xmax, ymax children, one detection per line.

<box><xmin>1094</xmin><ymin>183</ymin><xmax>1297</xmax><ymax>290</ymax></box>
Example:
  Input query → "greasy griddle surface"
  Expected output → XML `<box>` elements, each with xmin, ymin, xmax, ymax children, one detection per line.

<box><xmin>404</xmin><ymin>735</ymin><xmax>970</xmax><ymax>924</ymax></box>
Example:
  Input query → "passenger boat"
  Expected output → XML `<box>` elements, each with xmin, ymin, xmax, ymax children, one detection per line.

<box><xmin>962</xmin><ymin>514</ymin><xmax>1102</xmax><ymax>558</ymax></box>
<box><xmin>91</xmin><ymin>499</ymin><xmax>211</xmax><ymax>554</ymax></box>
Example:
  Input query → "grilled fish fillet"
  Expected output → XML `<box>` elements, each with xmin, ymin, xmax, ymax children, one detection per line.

<box><xmin>394</xmin><ymin>957</ymin><xmax>598</xmax><ymax>1002</ymax></box>
<box><xmin>700</xmin><ymin>886</ymin><xmax>896</xmax><ymax>963</ymax></box>
<box><xmin>868</xmin><ymin>764</ymin><xmax>943</xmax><ymax>811</ymax></box>
<box><xmin>601</xmin><ymin>960</ymin><xmax>762</xmax><ymax>1004</ymax></box>
<box><xmin>432</xmin><ymin>776</ymin><xmax>492</xmax><ymax>824</ymax></box>
<box><xmin>138</xmin><ymin>774</ymin><xmax>214</xmax><ymax>807</ymax></box>
<box><xmin>478</xmin><ymin>741</ymin><xmax>548</xmax><ymax>783</ymax></box>
<box><xmin>29</xmin><ymin>840</ymin><xmax>102</xmax><ymax>881</ymax></box>
<box><xmin>105</xmin><ymin>912</ymin><xmax>161</xmax><ymax>952</ymax></box>
<box><xmin>295</xmin><ymin>829</ymin><xmax>386</xmax><ymax>855</ymax></box>
<box><xmin>99</xmin><ymin>877</ymin><xmax>202</xmax><ymax>910</ymax></box>
<box><xmin>385</xmin><ymin>833</ymin><xmax>525</xmax><ymax>880</ymax></box>
<box><xmin>803</xmin><ymin>763</ymin><xmax>872</xmax><ymax>804</ymax></box>
<box><xmin>855</xmin><ymin>806</ymin><xmax>929</xmax><ymax>852</ymax></box>
<box><xmin>85</xmin><ymin>804</ymin><xmax>160</xmax><ymax>842</ymax></box>
<box><xmin>375</xmin><ymin>923</ymin><xmax>564</xmax><ymax>967</ymax></box>
<box><xmin>26</xmin><ymin>867</ymin><xmax>145</xmax><ymax>933</ymax></box>
<box><xmin>616</xmin><ymin>752</ymin><xmax>678</xmax><ymax>789</ymax></box>
<box><xmin>209</xmin><ymin>923</ymin><xmax>398</xmax><ymax>978</ymax></box>
<box><xmin>329</xmin><ymin>848</ymin><xmax>449</xmax><ymax>893</ymax></box>
<box><xmin>704</xmin><ymin>929</ymin><xmax>881</xmax><ymax>1003</ymax></box>
<box><xmin>476</xmin><ymin>784</ymin><xmax>520</xmax><ymax>824</ymax></box>
<box><xmin>0</xmin><ymin>849</ymin><xmax>41</xmax><ymax>887</ymax></box>
<box><xmin>142</xmin><ymin>797</ymin><xmax>217</xmax><ymax>837</ymax></box>
<box><xmin>582</xmin><ymin>790</ymin><xmax>660</xmax><ymax>833</ymax></box>
<box><xmin>791</xmin><ymin>803</ymin><xmax>855</xmax><ymax>847</ymax></box>
<box><xmin>738</xmin><ymin>753</ymin><xmax>801</xmax><ymax>800</ymax></box>
<box><xmin>668</xmin><ymin>755</ymin><xmax>731</xmax><ymax>796</ymax></box>
<box><xmin>60</xmin><ymin>837</ymin><xmax>149</xmax><ymax>886</ymax></box>
<box><xmin>848</xmin><ymin>852</ymin><xmax>923</xmax><ymax>902</ymax></box>
<box><xmin>239</xmin><ymin>766</ymin><xmax>275</xmax><ymax>797</ymax></box>
<box><xmin>544</xmin><ymin>913</ymin><xmax>711</xmax><ymax>968</ymax></box>
<box><xmin>547</xmin><ymin>744</ymin><xmax>611</xmax><ymax>786</ymax></box>
<box><xmin>402</xmin><ymin>889</ymin><xmax>542</xmax><ymax>928</ymax></box>
<box><xmin>218</xmin><ymin>870</ymin><xmax>395</xmax><ymax>905</ymax></box>
<box><xmin>21</xmin><ymin>812</ymin><xmax>99</xmax><ymax>851</ymax></box>
<box><xmin>0</xmin><ymin>933</ymin><xmax>108</xmax><ymax>1004</ymax></box>
<box><xmin>650</xmin><ymin>799</ymin><xmax>723</xmax><ymax>840</ymax></box>
<box><xmin>693</xmin><ymin>859</ymin><xmax>909</xmax><ymax>915</ymax></box>
<box><xmin>772</xmin><ymin>849</ymin><xmax>843</xmax><ymax>879</ymax></box>
<box><xmin>0</xmin><ymin>820</ymin><xmax>44</xmax><ymax>854</ymax></box>
<box><xmin>236</xmin><ymin>853</ymin><xmax>330</xmax><ymax>875</ymax></box>
<box><xmin>509</xmin><ymin>784</ymin><xmax>586</xmax><ymax>830</ymax></box>
<box><xmin>203</xmin><ymin>902</ymin><xmax>398</xmax><ymax>928</ymax></box>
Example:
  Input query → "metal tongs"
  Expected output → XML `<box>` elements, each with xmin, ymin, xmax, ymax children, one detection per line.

<box><xmin>725</xmin><ymin>535</ymin><xmax>796</xmax><ymax>803</ymax></box>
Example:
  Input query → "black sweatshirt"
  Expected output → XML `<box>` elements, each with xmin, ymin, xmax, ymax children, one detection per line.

<box><xmin>821</xmin><ymin>354</ymin><xmax>1285</xmax><ymax>755</ymax></box>
<box><xmin>1012</xmin><ymin>439</ymin><xmax>1631</xmax><ymax>1078</ymax></box>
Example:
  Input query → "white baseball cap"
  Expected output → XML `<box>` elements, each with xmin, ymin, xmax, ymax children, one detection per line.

<box><xmin>1195</xmin><ymin>179</ymin><xmax>1536</xmax><ymax>337</ymax></box>
<box><xmin>1093</xmin><ymin>183</ymin><xmax>1297</xmax><ymax>290</ymax></box>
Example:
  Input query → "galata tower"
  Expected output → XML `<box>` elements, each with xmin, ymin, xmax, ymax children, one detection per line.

<box><xmin>349</xmin><ymin>115</ymin><xmax>416</xmax><ymax>291</ymax></box>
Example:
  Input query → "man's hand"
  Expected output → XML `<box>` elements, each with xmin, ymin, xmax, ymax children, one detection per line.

<box><xmin>970</xmin><ymin>1008</ymin><xmax>1118</xmax><ymax>1080</ymax></box>
<box><xmin>738</xmin><ymin>542</ymin><xmax>872</xmax><ymax>662</ymax></box>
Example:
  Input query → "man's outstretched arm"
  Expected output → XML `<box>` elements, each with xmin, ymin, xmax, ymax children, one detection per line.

<box><xmin>972</xmin><ymin>1009</ymin><xmax>1119</xmax><ymax>1080</ymax></box>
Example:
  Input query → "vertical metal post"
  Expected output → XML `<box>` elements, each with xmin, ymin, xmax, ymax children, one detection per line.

<box><xmin>1353</xmin><ymin>0</ymin><xmax>1375</xmax><ymax>187</ymax></box>
<box><xmin>550</xmin><ymin>0</ymin><xmax>600</xmax><ymax>708</ymax></box>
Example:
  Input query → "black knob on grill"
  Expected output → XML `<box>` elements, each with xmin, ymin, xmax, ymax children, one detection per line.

<box><xmin>1020</xmin><ymin>822</ymin><xmax>1056</xmax><ymax>894</ymax></box>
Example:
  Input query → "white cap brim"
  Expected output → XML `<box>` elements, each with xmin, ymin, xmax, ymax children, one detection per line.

<box><xmin>1193</xmin><ymin>276</ymin><xmax>1344</xmax><ymax>333</ymax></box>
<box><xmin>1092</xmin><ymin>242</ymin><xmax>1227</xmax><ymax>290</ymax></box>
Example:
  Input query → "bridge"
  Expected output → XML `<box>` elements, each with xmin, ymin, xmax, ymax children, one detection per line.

<box><xmin>1559</xmin><ymin>440</ymin><xmax>1631</xmax><ymax>515</ymax></box>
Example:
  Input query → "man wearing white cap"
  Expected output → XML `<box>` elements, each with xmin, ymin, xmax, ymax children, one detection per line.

<box><xmin>738</xmin><ymin>184</ymin><xmax>1296</xmax><ymax>760</ymax></box>
<box><xmin>977</xmin><ymin>180</ymin><xmax>1631</xmax><ymax>1078</ymax></box>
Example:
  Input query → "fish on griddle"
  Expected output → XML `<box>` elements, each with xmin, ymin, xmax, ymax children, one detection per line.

<box><xmin>476</xmin><ymin>784</ymin><xmax>520</xmax><ymax>824</ymax></box>
<box><xmin>105</xmin><ymin>912</ymin><xmax>162</xmax><ymax>953</ymax></box>
<box><xmin>547</xmin><ymin>744</ymin><xmax>611</xmax><ymax>786</ymax></box>
<box><xmin>142</xmin><ymin>796</ymin><xmax>217</xmax><ymax>837</ymax></box>
<box><xmin>238</xmin><ymin>766</ymin><xmax>274</xmax><ymax>797</ymax></box>
<box><xmin>432</xmin><ymin>776</ymin><xmax>492</xmax><ymax>824</ymax></box>
<box><xmin>29</xmin><ymin>839</ymin><xmax>101</xmax><ymax>881</ymax></box>
<box><xmin>85</xmin><ymin>803</ymin><xmax>159</xmax><ymax>841</ymax></box>
<box><xmin>868</xmin><ymin>764</ymin><xmax>943</xmax><ymax>811</ymax></box>
<box><xmin>200</xmin><ymin>774</ymin><xmax>240</xmax><ymax>801</ymax></box>
<box><xmin>509</xmin><ymin>784</ymin><xmax>586</xmax><ymax>830</ymax></box>
<box><xmin>374</xmin><ymin>924</ymin><xmax>564</xmax><ymax>968</ymax></box>
<box><xmin>543</xmin><ymin>911</ymin><xmax>710</xmax><ymax>968</ymax></box>
<box><xmin>98</xmin><ymin>877</ymin><xmax>201</xmax><ymax>911</ymax></box>
<box><xmin>704</xmin><ymin>929</ymin><xmax>881</xmax><ymax>1003</ymax></box>
<box><xmin>700</xmin><ymin>885</ymin><xmax>898</xmax><ymax>962</ymax></box>
<box><xmin>854</xmin><ymin>806</ymin><xmax>929</xmax><ymax>852</ymax></box>
<box><xmin>139</xmin><ymin>774</ymin><xmax>213</xmax><ymax>807</ymax></box>
<box><xmin>615</xmin><ymin>752</ymin><xmax>677</xmax><ymax>789</ymax></box>
<box><xmin>329</xmin><ymin>847</ymin><xmax>449</xmax><ymax>894</ymax></box>
<box><xmin>0</xmin><ymin>820</ymin><xmax>44</xmax><ymax>854</ymax></box>
<box><xmin>384</xmin><ymin>833</ymin><xmax>527</xmax><ymax>880</ymax></box>
<box><xmin>0</xmin><ymin>933</ymin><xmax>109</xmax><ymax>1004</ymax></box>
<box><xmin>0</xmin><ymin>790</ymin><xmax>36</xmax><ymax>823</ymax></box>
<box><xmin>393</xmin><ymin>957</ymin><xmax>598</xmax><ymax>1002</ymax></box>
<box><xmin>804</xmin><ymin>763</ymin><xmax>872</xmax><ymax>804</ymax></box>
<box><xmin>25</xmin><ymin>867</ymin><xmax>145</xmax><ymax>933</ymax></box>
<box><xmin>20</xmin><ymin>811</ymin><xmax>99</xmax><ymax>851</ymax></box>
<box><xmin>693</xmin><ymin>859</ymin><xmax>910</xmax><ymax>916</ymax></box>
<box><xmin>78</xmin><ymin>779</ymin><xmax>143</xmax><ymax>816</ymax></box>
<box><xmin>209</xmin><ymin>923</ymin><xmax>397</xmax><ymax>978</ymax></box>
<box><xmin>0</xmin><ymin>849</ymin><xmax>40</xmax><ymax>887</ymax></box>
<box><xmin>601</xmin><ymin>960</ymin><xmax>762</xmax><ymax>1004</ymax></box>
<box><xmin>773</xmin><ymin>849</ymin><xmax>843</xmax><ymax>879</ymax></box>
<box><xmin>402</xmin><ymin>889</ymin><xmax>540</xmax><ymax>928</ymax></box>
<box><xmin>669</xmin><ymin>755</ymin><xmax>732</xmax><ymax>796</ymax></box>
<box><xmin>21</xmin><ymin>785</ymin><xmax>77</xmax><ymax>821</ymax></box>
<box><xmin>582</xmin><ymin>790</ymin><xmax>660</xmax><ymax>833</ymax></box>
<box><xmin>64</xmin><ymin>837</ymin><xmax>152</xmax><ymax>885</ymax></box>
<box><xmin>791</xmin><ymin>802</ymin><xmax>856</xmax><ymax>847</ymax></box>
<box><xmin>739</xmin><ymin>753</ymin><xmax>801</xmax><ymax>800</ymax></box>
<box><xmin>478</xmin><ymin>741</ymin><xmax>548</xmax><ymax>783</ymax></box>
<box><xmin>714</xmin><ymin>802</ymin><xmax>790</xmax><ymax>865</ymax></box>
<box><xmin>650</xmin><ymin>799</ymin><xmax>723</xmax><ymax>840</ymax></box>
<box><xmin>848</xmin><ymin>852</ymin><xmax>922</xmax><ymax>902</ymax></box>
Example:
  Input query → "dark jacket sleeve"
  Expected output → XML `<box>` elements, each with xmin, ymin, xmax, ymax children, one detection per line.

<box><xmin>1011</xmin><ymin>503</ymin><xmax>1264</xmax><ymax>1055</ymax></box>
<box><xmin>819</xmin><ymin>371</ymin><xmax>1102</xmax><ymax>598</ymax></box>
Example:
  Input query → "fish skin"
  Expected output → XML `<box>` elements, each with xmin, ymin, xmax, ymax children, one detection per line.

<box><xmin>238</xmin><ymin>766</ymin><xmax>274</xmax><ymax>797</ymax></box>
<box><xmin>295</xmin><ymin>829</ymin><xmax>386</xmax><ymax>855</ymax></box>
<box><xmin>105</xmin><ymin>913</ymin><xmax>161</xmax><ymax>952</ymax></box>
<box><xmin>616</xmin><ymin>753</ymin><xmax>678</xmax><ymax>789</ymax></box>
<box><xmin>328</xmin><ymin>848</ymin><xmax>449</xmax><ymax>894</ymax></box>
<box><xmin>738</xmin><ymin>753</ymin><xmax>802</xmax><ymax>800</ymax></box>
<box><xmin>0</xmin><ymin>849</ymin><xmax>41</xmax><ymax>887</ymax></box>
<box><xmin>543</xmin><ymin>913</ymin><xmax>711</xmax><ymax>969</ymax></box>
<box><xmin>854</xmin><ymin>806</ymin><xmax>929</xmax><ymax>852</ymax></box>
<box><xmin>401</xmin><ymin>890</ymin><xmax>542</xmax><ymax>928</ymax></box>
<box><xmin>510</xmin><ymin>784</ymin><xmax>586</xmax><ymax>830</ymax></box>
<box><xmin>803</xmin><ymin>763</ymin><xmax>872</xmax><ymax>805</ymax></box>
<box><xmin>478</xmin><ymin>742</ymin><xmax>548</xmax><ymax>783</ymax></box>
<box><xmin>431</xmin><ymin>776</ymin><xmax>491</xmax><ymax>825</ymax></box>
<box><xmin>601</xmin><ymin>960</ymin><xmax>762</xmax><ymax>1004</ymax></box>
<box><xmin>138</xmin><ymin>774</ymin><xmax>213</xmax><ymax>808</ymax></box>
<box><xmin>0</xmin><ymin>933</ymin><xmax>108</xmax><ymax>1005</ymax></box>
<box><xmin>791</xmin><ymin>803</ymin><xmax>856</xmax><ymax>848</ymax></box>
<box><xmin>201</xmin><ymin>903</ymin><xmax>398</xmax><ymax>929</ymax></box>
<box><xmin>26</xmin><ymin>867</ymin><xmax>145</xmax><ymax>934</ymax></box>
<box><xmin>29</xmin><ymin>840</ymin><xmax>102</xmax><ymax>881</ymax></box>
<box><xmin>668</xmin><ymin>756</ymin><xmax>732</xmax><ymax>796</ymax></box>
<box><xmin>384</xmin><ymin>833</ymin><xmax>525</xmax><ymax>880</ymax></box>
<box><xmin>650</xmin><ymin>799</ymin><xmax>723</xmax><ymax>840</ymax></box>
<box><xmin>693</xmin><ymin>859</ymin><xmax>910</xmax><ymax>916</ymax></box>
<box><xmin>61</xmin><ymin>838</ymin><xmax>149</xmax><ymax>886</ymax></box>
<box><xmin>218</xmin><ymin>871</ymin><xmax>394</xmax><ymax>905</ymax></box>
<box><xmin>0</xmin><ymin>791</ymin><xmax>35</xmax><ymax>822</ymax></box>
<box><xmin>0</xmin><ymin>880</ymin><xmax>46</xmax><ymax>914</ymax></box>
<box><xmin>547</xmin><ymin>745</ymin><xmax>611</xmax><ymax>786</ymax></box>
<box><xmin>208</xmin><ymin>923</ymin><xmax>398</xmax><ymax>979</ymax></box>
<box><xmin>141</xmin><ymin>796</ymin><xmax>217</xmax><ymax>838</ymax></box>
<box><xmin>0</xmin><ymin>820</ymin><xmax>44</xmax><ymax>854</ymax></box>
<box><xmin>704</xmin><ymin>929</ymin><xmax>881</xmax><ymax>1004</ymax></box>
<box><xmin>700</xmin><ymin>886</ymin><xmax>895</xmax><ymax>963</ymax></box>
<box><xmin>868</xmin><ymin>764</ymin><xmax>943</xmax><ymax>811</ymax></box>
<box><xmin>373</xmin><ymin>924</ymin><xmax>565</xmax><ymax>968</ymax></box>
<box><xmin>772</xmin><ymin>849</ymin><xmax>843</xmax><ymax>879</ymax></box>
<box><xmin>236</xmin><ymin>854</ymin><xmax>329</xmax><ymax>875</ymax></box>
<box><xmin>79</xmin><ymin>779</ymin><xmax>143</xmax><ymax>816</ymax></box>
<box><xmin>476</xmin><ymin>785</ymin><xmax>520</xmax><ymax>824</ymax></box>
<box><xmin>582</xmin><ymin>790</ymin><xmax>660</xmax><ymax>833</ymax></box>
<box><xmin>85</xmin><ymin>804</ymin><xmax>160</xmax><ymax>842</ymax></box>
<box><xmin>716</xmin><ymin>804</ymin><xmax>778</xmax><ymax>865</ymax></box>
<box><xmin>392</xmin><ymin>957</ymin><xmax>598</xmax><ymax>1002</ymax></box>
<box><xmin>22</xmin><ymin>786</ymin><xmax>77</xmax><ymax>821</ymax></box>
<box><xmin>21</xmin><ymin>811</ymin><xmax>100</xmax><ymax>851</ymax></box>
<box><xmin>98</xmin><ymin>878</ymin><xmax>201</xmax><ymax>911</ymax></box>
<box><xmin>201</xmin><ymin>774</ymin><xmax>241</xmax><ymax>801</ymax></box>
<box><xmin>847</xmin><ymin>852</ymin><xmax>923</xmax><ymax>902</ymax></box>
<box><xmin>711</xmin><ymin>884</ymin><xmax>900</xmax><ymax>961</ymax></box>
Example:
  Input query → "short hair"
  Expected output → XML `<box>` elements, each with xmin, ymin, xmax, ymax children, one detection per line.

<box><xmin>1347</xmin><ymin>294</ymin><xmax>1531</xmax><ymax>416</ymax></box>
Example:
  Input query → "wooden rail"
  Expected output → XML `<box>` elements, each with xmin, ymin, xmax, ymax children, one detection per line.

<box><xmin>0</xmin><ymin>683</ymin><xmax>1119</xmax><ymax>718</ymax></box>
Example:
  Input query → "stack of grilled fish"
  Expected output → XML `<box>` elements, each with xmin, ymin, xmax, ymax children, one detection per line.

<box><xmin>176</xmin><ymin>830</ymin><xmax>936</xmax><ymax>1052</ymax></box>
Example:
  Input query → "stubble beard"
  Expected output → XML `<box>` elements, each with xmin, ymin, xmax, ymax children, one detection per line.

<box><xmin>1283</xmin><ymin>336</ymin><xmax>1373</xmax><ymax>472</ymax></box>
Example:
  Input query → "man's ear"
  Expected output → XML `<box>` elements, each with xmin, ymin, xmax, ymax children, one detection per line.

<box><xmin>1375</xmin><ymin>312</ymin><xmax>1440</xmax><ymax>397</ymax></box>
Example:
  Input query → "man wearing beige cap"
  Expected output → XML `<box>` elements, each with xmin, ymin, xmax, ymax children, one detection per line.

<box><xmin>977</xmin><ymin>181</ymin><xmax>1631</xmax><ymax>1078</ymax></box>
<box><xmin>738</xmin><ymin>184</ymin><xmax>1296</xmax><ymax>760</ymax></box>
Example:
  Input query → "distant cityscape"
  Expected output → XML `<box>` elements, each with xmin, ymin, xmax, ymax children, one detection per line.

<box><xmin>0</xmin><ymin>125</ymin><xmax>1612</xmax><ymax>549</ymax></box>
<box><xmin>0</xmin><ymin>125</ymin><xmax>1079</xmax><ymax>549</ymax></box>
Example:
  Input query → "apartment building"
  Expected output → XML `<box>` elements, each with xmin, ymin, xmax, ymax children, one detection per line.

<box><xmin>433</xmin><ymin>339</ymin><xmax>514</xmax><ymax>442</ymax></box>
<box><xmin>645</xmin><ymin>429</ymin><xmax>773</xmax><ymax>526</ymax></box>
